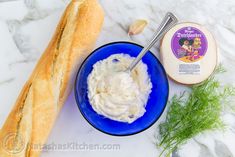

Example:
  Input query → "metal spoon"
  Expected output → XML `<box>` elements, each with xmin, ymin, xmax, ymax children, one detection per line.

<box><xmin>126</xmin><ymin>12</ymin><xmax>178</xmax><ymax>72</ymax></box>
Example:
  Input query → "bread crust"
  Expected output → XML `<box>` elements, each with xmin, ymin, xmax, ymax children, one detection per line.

<box><xmin>0</xmin><ymin>0</ymin><xmax>104</xmax><ymax>156</ymax></box>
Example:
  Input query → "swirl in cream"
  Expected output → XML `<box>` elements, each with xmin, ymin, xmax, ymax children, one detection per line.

<box><xmin>87</xmin><ymin>54</ymin><xmax>152</xmax><ymax>123</ymax></box>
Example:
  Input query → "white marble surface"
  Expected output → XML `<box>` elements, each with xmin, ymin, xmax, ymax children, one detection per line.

<box><xmin>1</xmin><ymin>0</ymin><xmax>235</xmax><ymax>157</ymax></box>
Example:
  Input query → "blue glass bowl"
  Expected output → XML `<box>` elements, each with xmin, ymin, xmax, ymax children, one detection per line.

<box><xmin>74</xmin><ymin>41</ymin><xmax>169</xmax><ymax>136</ymax></box>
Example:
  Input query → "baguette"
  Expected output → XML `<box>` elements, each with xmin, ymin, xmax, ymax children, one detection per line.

<box><xmin>0</xmin><ymin>0</ymin><xmax>104</xmax><ymax>156</ymax></box>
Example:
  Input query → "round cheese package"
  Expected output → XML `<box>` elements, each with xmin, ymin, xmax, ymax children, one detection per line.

<box><xmin>160</xmin><ymin>22</ymin><xmax>217</xmax><ymax>85</ymax></box>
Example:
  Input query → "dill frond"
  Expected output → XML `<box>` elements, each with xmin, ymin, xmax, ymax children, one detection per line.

<box><xmin>157</xmin><ymin>65</ymin><xmax>235</xmax><ymax>156</ymax></box>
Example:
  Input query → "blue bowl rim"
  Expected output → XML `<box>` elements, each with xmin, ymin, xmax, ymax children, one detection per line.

<box><xmin>74</xmin><ymin>41</ymin><xmax>169</xmax><ymax>136</ymax></box>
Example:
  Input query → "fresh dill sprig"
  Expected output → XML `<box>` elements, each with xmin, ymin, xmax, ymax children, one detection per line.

<box><xmin>157</xmin><ymin>65</ymin><xmax>235</xmax><ymax>157</ymax></box>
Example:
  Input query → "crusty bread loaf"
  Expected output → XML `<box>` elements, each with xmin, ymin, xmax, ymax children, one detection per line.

<box><xmin>0</xmin><ymin>0</ymin><xmax>104</xmax><ymax>156</ymax></box>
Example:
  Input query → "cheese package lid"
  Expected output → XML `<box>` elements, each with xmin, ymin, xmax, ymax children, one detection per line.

<box><xmin>160</xmin><ymin>22</ymin><xmax>217</xmax><ymax>85</ymax></box>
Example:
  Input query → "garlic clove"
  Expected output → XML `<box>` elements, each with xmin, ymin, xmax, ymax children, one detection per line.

<box><xmin>128</xmin><ymin>19</ymin><xmax>148</xmax><ymax>36</ymax></box>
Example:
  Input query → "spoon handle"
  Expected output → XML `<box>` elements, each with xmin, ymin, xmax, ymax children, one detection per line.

<box><xmin>127</xmin><ymin>12</ymin><xmax>178</xmax><ymax>71</ymax></box>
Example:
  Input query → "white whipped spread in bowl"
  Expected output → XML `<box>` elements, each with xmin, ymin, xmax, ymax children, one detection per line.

<box><xmin>87</xmin><ymin>54</ymin><xmax>152</xmax><ymax>123</ymax></box>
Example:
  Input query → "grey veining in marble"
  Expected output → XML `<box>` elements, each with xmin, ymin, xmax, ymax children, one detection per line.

<box><xmin>0</xmin><ymin>0</ymin><xmax>235</xmax><ymax>157</ymax></box>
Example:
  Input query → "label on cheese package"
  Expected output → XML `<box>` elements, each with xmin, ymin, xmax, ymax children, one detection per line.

<box><xmin>160</xmin><ymin>22</ymin><xmax>217</xmax><ymax>85</ymax></box>
<box><xmin>171</xmin><ymin>26</ymin><xmax>208</xmax><ymax>75</ymax></box>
